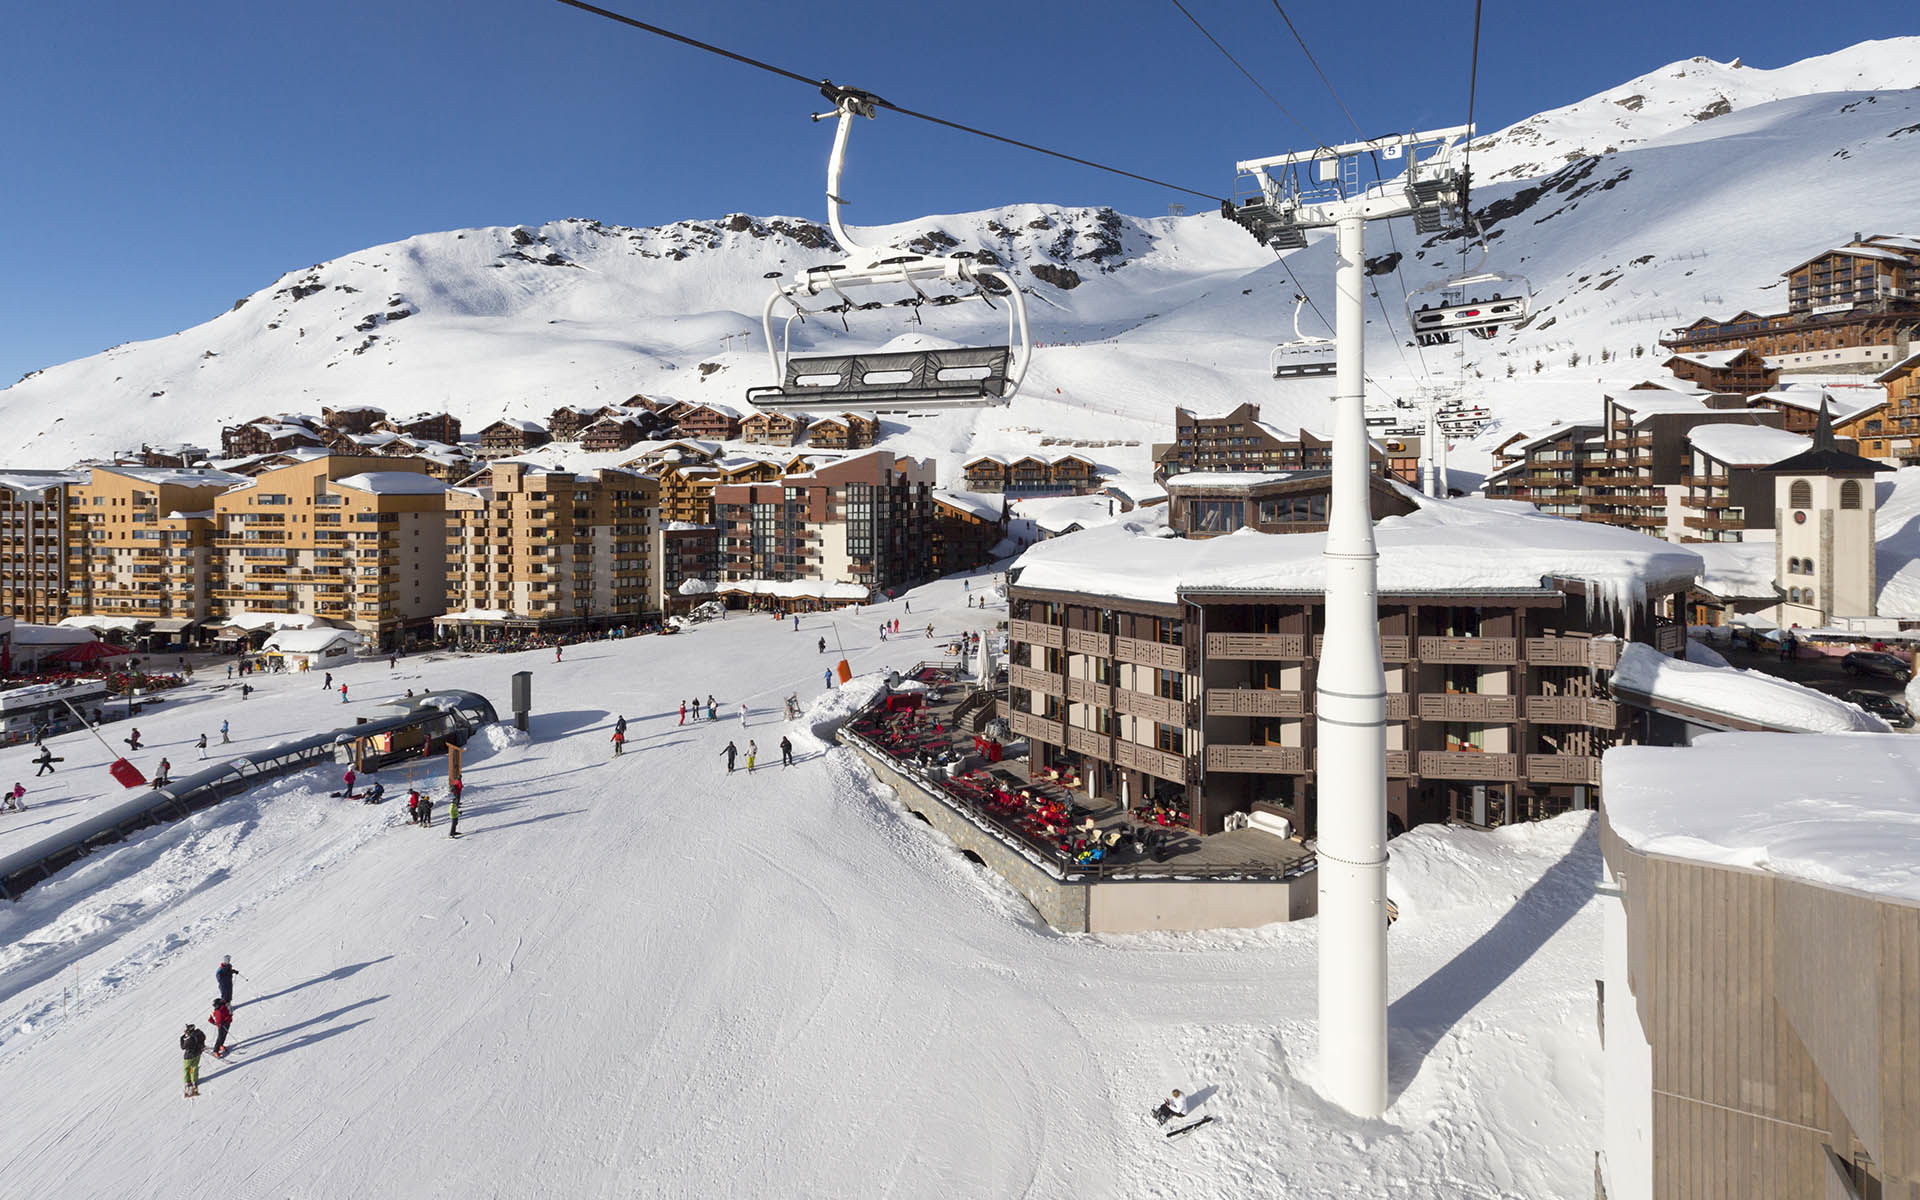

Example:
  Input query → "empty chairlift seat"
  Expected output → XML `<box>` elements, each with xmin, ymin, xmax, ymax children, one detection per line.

<box><xmin>747</xmin><ymin>345</ymin><xmax>1014</xmax><ymax>411</ymax></box>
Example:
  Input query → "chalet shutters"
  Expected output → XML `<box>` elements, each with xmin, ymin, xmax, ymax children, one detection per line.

<box><xmin>1789</xmin><ymin>479</ymin><xmax>1813</xmax><ymax>509</ymax></box>
<box><xmin>1839</xmin><ymin>480</ymin><xmax>1862</xmax><ymax>509</ymax></box>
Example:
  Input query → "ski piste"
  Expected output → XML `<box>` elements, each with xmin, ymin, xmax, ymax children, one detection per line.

<box><xmin>1165</xmin><ymin>1116</ymin><xmax>1214</xmax><ymax>1138</ymax></box>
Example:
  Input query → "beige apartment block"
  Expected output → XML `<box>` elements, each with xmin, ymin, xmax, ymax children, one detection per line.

<box><xmin>213</xmin><ymin>455</ymin><xmax>448</xmax><ymax>648</ymax></box>
<box><xmin>69</xmin><ymin>466</ymin><xmax>249</xmax><ymax>627</ymax></box>
<box><xmin>713</xmin><ymin>449</ymin><xmax>935</xmax><ymax>594</ymax></box>
<box><xmin>444</xmin><ymin>462</ymin><xmax>658</xmax><ymax>631</ymax></box>
<box><xmin>0</xmin><ymin>469</ymin><xmax>87</xmax><ymax>624</ymax></box>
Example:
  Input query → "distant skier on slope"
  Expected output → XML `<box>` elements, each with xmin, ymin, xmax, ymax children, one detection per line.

<box><xmin>209</xmin><ymin>997</ymin><xmax>234</xmax><ymax>1058</ymax></box>
<box><xmin>612</xmin><ymin>729</ymin><xmax>626</xmax><ymax>757</ymax></box>
<box><xmin>614</xmin><ymin>715</ymin><xmax>628</xmax><ymax>738</ymax></box>
<box><xmin>197</xmin><ymin>733</ymin><xmax>208</xmax><ymax>759</ymax></box>
<box><xmin>447</xmin><ymin>795</ymin><xmax>461</xmax><ymax>838</ymax></box>
<box><xmin>34</xmin><ymin>747</ymin><xmax>58</xmax><ymax>775</ymax></box>
<box><xmin>721</xmin><ymin>741</ymin><xmax>738</xmax><ymax>773</ymax></box>
<box><xmin>780</xmin><ymin>736</ymin><xmax>794</xmax><ymax>767</ymax></box>
<box><xmin>181</xmin><ymin>1024</ymin><xmax>207</xmax><ymax>1098</ymax></box>
<box><xmin>216</xmin><ymin>955</ymin><xmax>242</xmax><ymax>1006</ymax></box>
<box><xmin>408</xmin><ymin>788</ymin><xmax>421</xmax><ymax>825</ymax></box>
<box><xmin>679</xmin><ymin>701</ymin><xmax>686</xmax><ymax>726</ymax></box>
<box><xmin>746</xmin><ymin>739</ymin><xmax>757</xmax><ymax>772</ymax></box>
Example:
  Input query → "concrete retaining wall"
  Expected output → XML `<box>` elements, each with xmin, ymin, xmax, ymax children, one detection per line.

<box><xmin>843</xmin><ymin>737</ymin><xmax>1313</xmax><ymax>933</ymax></box>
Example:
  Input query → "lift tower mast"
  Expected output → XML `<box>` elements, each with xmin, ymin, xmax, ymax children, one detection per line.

<box><xmin>1224</xmin><ymin>127</ymin><xmax>1471</xmax><ymax>1118</ymax></box>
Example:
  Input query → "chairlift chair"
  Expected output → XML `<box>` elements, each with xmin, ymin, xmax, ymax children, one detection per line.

<box><xmin>747</xmin><ymin>86</ymin><xmax>1031</xmax><ymax>413</ymax></box>
<box><xmin>1407</xmin><ymin>228</ymin><xmax>1533</xmax><ymax>345</ymax></box>
<box><xmin>1269</xmin><ymin>294</ymin><xmax>1336</xmax><ymax>379</ymax></box>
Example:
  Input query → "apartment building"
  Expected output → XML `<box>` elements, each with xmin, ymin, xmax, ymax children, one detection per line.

<box><xmin>375</xmin><ymin>411</ymin><xmax>461</xmax><ymax>445</ymax></box>
<box><xmin>1004</xmin><ymin>507</ymin><xmax>1697</xmax><ymax>836</ymax></box>
<box><xmin>1153</xmin><ymin>403</ymin><xmax>1387</xmax><ymax>482</ymax></box>
<box><xmin>740</xmin><ymin>411</ymin><xmax>809</xmax><ymax>446</ymax></box>
<box><xmin>1164</xmin><ymin>470</ymin><xmax>1419</xmax><ymax>537</ymax></box>
<box><xmin>962</xmin><ymin>452</ymin><xmax>1101</xmax><ymax>495</ymax></box>
<box><xmin>477</xmin><ymin>419</ymin><xmax>551</xmax><ymax>457</ymax></box>
<box><xmin>1662</xmin><ymin>349</ymin><xmax>1779</xmax><ymax>396</ymax></box>
<box><xmin>213</xmin><ymin>456</ymin><xmax>448</xmax><ymax>648</ymax></box>
<box><xmin>1672</xmin><ymin>423</ymin><xmax>1811</xmax><ymax>542</ymax></box>
<box><xmin>0</xmin><ymin>470</ymin><xmax>88</xmax><ymax>624</ymax></box>
<box><xmin>672</xmin><ymin>402</ymin><xmax>744</xmax><ymax>441</ymax></box>
<box><xmin>68</xmin><ymin>466</ymin><xmax>249</xmax><ymax>628</ymax></box>
<box><xmin>930</xmin><ymin>490</ymin><xmax>1008</xmax><ymax>576</ymax></box>
<box><xmin>445</xmin><ymin>462</ymin><xmax>658</xmax><ymax>631</ymax></box>
<box><xmin>653</xmin><ymin>523</ymin><xmax>720</xmax><ymax>616</ymax></box>
<box><xmin>713</xmin><ymin>450</ymin><xmax>935</xmax><ymax>595</ymax></box>
<box><xmin>1480</xmin><ymin>424</ymin><xmax>1606</xmax><ymax>518</ymax></box>
<box><xmin>805</xmin><ymin>413</ymin><xmax>877</xmax><ymax>450</ymax></box>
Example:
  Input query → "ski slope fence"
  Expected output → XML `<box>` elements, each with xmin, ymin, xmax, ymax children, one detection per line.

<box><xmin>0</xmin><ymin>691</ymin><xmax>496</xmax><ymax>901</ymax></box>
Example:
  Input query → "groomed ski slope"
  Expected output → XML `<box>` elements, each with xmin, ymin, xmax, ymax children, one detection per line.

<box><xmin>0</xmin><ymin>574</ymin><xmax>1603</xmax><ymax>1198</ymax></box>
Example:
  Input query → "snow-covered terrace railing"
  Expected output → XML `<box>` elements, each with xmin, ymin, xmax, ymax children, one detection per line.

<box><xmin>0</xmin><ymin>691</ymin><xmax>498</xmax><ymax>901</ymax></box>
<box><xmin>839</xmin><ymin>674</ymin><xmax>1313</xmax><ymax>884</ymax></box>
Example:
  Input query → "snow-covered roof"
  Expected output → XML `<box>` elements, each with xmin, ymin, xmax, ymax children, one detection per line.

<box><xmin>331</xmin><ymin>472</ymin><xmax>450</xmax><ymax>496</ymax></box>
<box><xmin>1611</xmin><ymin>642</ymin><xmax>1886</xmax><ymax>735</ymax></box>
<box><xmin>715</xmin><ymin>578</ymin><xmax>871</xmax><ymax>601</ymax></box>
<box><xmin>932</xmin><ymin>489</ymin><xmax>1005</xmax><ymax>520</ymax></box>
<box><xmin>1012</xmin><ymin>500</ymin><xmax>1702</xmax><ymax>606</ymax></box>
<box><xmin>18</xmin><ymin>624</ymin><xmax>99</xmax><ymax>645</ymax></box>
<box><xmin>97</xmin><ymin>466</ymin><xmax>250</xmax><ymax>488</ymax></box>
<box><xmin>1687</xmin><ymin>424</ymin><xmax>1809</xmax><ymax>466</ymax></box>
<box><xmin>1603</xmin><ymin>732</ymin><xmax>1920</xmax><ymax>901</ymax></box>
<box><xmin>435</xmin><ymin>609</ymin><xmax>517</xmax><ymax>623</ymax></box>
<box><xmin>1873</xmin><ymin>351</ymin><xmax>1920</xmax><ymax>383</ymax></box>
<box><xmin>0</xmin><ymin>469</ymin><xmax>87</xmax><ymax>497</ymax></box>
<box><xmin>485</xmin><ymin>418</ymin><xmax>547</xmax><ymax>433</ymax></box>
<box><xmin>1689</xmin><ymin>541</ymin><xmax>1777</xmax><ymax>600</ymax></box>
<box><xmin>217</xmin><ymin>611</ymin><xmax>333</xmax><ymax>633</ymax></box>
<box><xmin>1667</xmin><ymin>349</ymin><xmax>1761</xmax><ymax>370</ymax></box>
<box><xmin>263</xmin><ymin>628</ymin><xmax>362</xmax><ymax>654</ymax></box>
<box><xmin>1611</xmin><ymin>394</ymin><xmax>1719</xmax><ymax>422</ymax></box>
<box><xmin>1164</xmin><ymin>471</ymin><xmax>1311</xmax><ymax>491</ymax></box>
<box><xmin>1011</xmin><ymin>493</ymin><xmax>1125</xmax><ymax>536</ymax></box>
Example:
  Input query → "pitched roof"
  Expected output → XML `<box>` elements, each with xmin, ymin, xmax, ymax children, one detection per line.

<box><xmin>1761</xmin><ymin>396</ymin><xmax>1890</xmax><ymax>476</ymax></box>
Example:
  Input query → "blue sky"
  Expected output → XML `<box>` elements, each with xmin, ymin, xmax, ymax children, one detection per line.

<box><xmin>2</xmin><ymin>1</ymin><xmax>1910</xmax><ymax>386</ymax></box>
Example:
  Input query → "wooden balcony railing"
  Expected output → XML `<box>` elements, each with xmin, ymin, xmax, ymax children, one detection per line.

<box><xmin>1417</xmin><ymin>750</ymin><xmax>1519</xmax><ymax>781</ymax></box>
<box><xmin>1204</xmin><ymin>632</ymin><xmax>1305</xmax><ymax>660</ymax></box>
<box><xmin>1416</xmin><ymin>693</ymin><xmax>1519</xmax><ymax>722</ymax></box>
<box><xmin>1416</xmin><ymin>637</ymin><xmax>1518</xmax><ymax>664</ymax></box>
<box><xmin>1203</xmin><ymin>688</ymin><xmax>1305</xmax><ymax>718</ymax></box>
<box><xmin>1008</xmin><ymin>619</ymin><xmax>1063</xmax><ymax>649</ymax></box>
<box><xmin>1523</xmin><ymin>754</ymin><xmax>1601</xmax><ymax>785</ymax></box>
<box><xmin>1205</xmin><ymin>743</ymin><xmax>1305</xmax><ymax>774</ymax></box>
<box><xmin>1008</xmin><ymin>664</ymin><xmax>1060</xmax><ymax>697</ymax></box>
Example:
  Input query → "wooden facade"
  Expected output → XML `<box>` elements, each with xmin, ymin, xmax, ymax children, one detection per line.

<box><xmin>320</xmin><ymin>405</ymin><xmax>387</xmax><ymax>435</ymax></box>
<box><xmin>740</xmin><ymin>411</ymin><xmax>809</xmax><ymax>446</ymax></box>
<box><xmin>673</xmin><ymin>404</ymin><xmax>743</xmax><ymax>441</ymax></box>
<box><xmin>1166</xmin><ymin>471</ymin><xmax>1418</xmax><ymax>537</ymax></box>
<box><xmin>805</xmin><ymin>413</ymin><xmax>877</xmax><ymax>450</ymax></box>
<box><xmin>1663</xmin><ymin>350</ymin><xmax>1779</xmax><ymax>397</ymax></box>
<box><xmin>579</xmin><ymin>417</ymin><xmax>645</xmax><ymax>453</ymax></box>
<box><xmin>375</xmin><ymin>412</ymin><xmax>461</xmax><ymax>445</ymax></box>
<box><xmin>1153</xmin><ymin>403</ymin><xmax>1388</xmax><ymax>482</ymax></box>
<box><xmin>930</xmin><ymin>493</ymin><xmax>1007</xmax><ymax>576</ymax></box>
<box><xmin>477</xmin><ymin>419</ymin><xmax>551</xmax><ymax>458</ymax></box>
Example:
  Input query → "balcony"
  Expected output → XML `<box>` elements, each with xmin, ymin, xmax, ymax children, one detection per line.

<box><xmin>1417</xmin><ymin>693</ymin><xmax>1518</xmax><ymax>722</ymax></box>
<box><xmin>1205</xmin><ymin>743</ymin><xmax>1305</xmax><ymax>774</ymax></box>
<box><xmin>1417</xmin><ymin>750</ymin><xmax>1519</xmax><ymax>781</ymax></box>
<box><xmin>1205</xmin><ymin>631</ymin><xmax>1305</xmax><ymax>660</ymax></box>
<box><xmin>1063</xmin><ymin>726</ymin><xmax>1110</xmax><ymax>761</ymax></box>
<box><xmin>1113</xmin><ymin>636</ymin><xmax>1185</xmax><ymax>671</ymax></box>
<box><xmin>1524</xmin><ymin>695</ymin><xmax>1619</xmax><ymax>726</ymax></box>
<box><xmin>1064</xmin><ymin>627</ymin><xmax>1108</xmax><ymax>656</ymax></box>
<box><xmin>1114</xmin><ymin>689</ymin><xmax>1188</xmax><ymax>726</ymax></box>
<box><xmin>1008</xmin><ymin>618</ymin><xmax>1063</xmax><ymax>649</ymax></box>
<box><xmin>1525</xmin><ymin>637</ymin><xmax>1621</xmax><ymax>669</ymax></box>
<box><xmin>1523</xmin><ymin>754</ymin><xmax>1601</xmax><ymax>786</ymax></box>
<box><xmin>1009</xmin><ymin>664</ymin><xmax>1061</xmax><ymax>696</ymax></box>
<box><xmin>1204</xmin><ymin>687</ymin><xmax>1305</xmax><ymax>718</ymax></box>
<box><xmin>1113</xmin><ymin>739</ymin><xmax>1191</xmax><ymax>783</ymax></box>
<box><xmin>1007</xmin><ymin>710</ymin><xmax>1063</xmax><ymax>745</ymax></box>
<box><xmin>1416</xmin><ymin>636</ymin><xmax>1518</xmax><ymax>664</ymax></box>
<box><xmin>1065</xmin><ymin>676</ymin><xmax>1111</xmax><ymax>708</ymax></box>
<box><xmin>1683</xmin><ymin>514</ymin><xmax>1747</xmax><ymax>532</ymax></box>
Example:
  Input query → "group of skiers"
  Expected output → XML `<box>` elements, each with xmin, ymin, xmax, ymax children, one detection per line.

<box><xmin>678</xmin><ymin>695</ymin><xmax>719</xmax><ymax>725</ymax></box>
<box><xmin>403</xmin><ymin>780</ymin><xmax>461</xmax><ymax>836</ymax></box>
<box><xmin>718</xmin><ymin>735</ymin><xmax>795</xmax><ymax>773</ymax></box>
<box><xmin>181</xmin><ymin>955</ymin><xmax>243</xmax><ymax>1098</ymax></box>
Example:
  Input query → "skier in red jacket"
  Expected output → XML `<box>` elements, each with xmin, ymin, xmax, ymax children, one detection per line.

<box><xmin>209</xmin><ymin>997</ymin><xmax>234</xmax><ymax>1058</ymax></box>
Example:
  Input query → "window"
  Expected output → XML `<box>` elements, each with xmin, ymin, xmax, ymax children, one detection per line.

<box><xmin>1787</xmin><ymin>556</ymin><xmax>1801</xmax><ymax>574</ymax></box>
<box><xmin>1840</xmin><ymin>480</ymin><xmax>1862</xmax><ymax>510</ymax></box>
<box><xmin>1152</xmin><ymin>618</ymin><xmax>1183</xmax><ymax>647</ymax></box>
<box><xmin>1789</xmin><ymin>587</ymin><xmax>1802</xmax><ymax>603</ymax></box>
<box><xmin>1154</xmin><ymin>723</ymin><xmax>1185</xmax><ymax>754</ymax></box>
<box><xmin>1187</xmin><ymin>498</ymin><xmax>1244</xmax><ymax>534</ymax></box>
<box><xmin>1790</xmin><ymin>480</ymin><xmax>1812</xmax><ymax>509</ymax></box>
<box><xmin>1153</xmin><ymin>669</ymin><xmax>1184</xmax><ymax>701</ymax></box>
<box><xmin>1802</xmin><ymin>557</ymin><xmax>1815</xmax><ymax>575</ymax></box>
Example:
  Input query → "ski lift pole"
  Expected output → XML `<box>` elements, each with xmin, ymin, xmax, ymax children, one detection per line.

<box><xmin>831</xmin><ymin>621</ymin><xmax>852</xmax><ymax>685</ymax></box>
<box><xmin>64</xmin><ymin>698</ymin><xmax>146</xmax><ymax>788</ymax></box>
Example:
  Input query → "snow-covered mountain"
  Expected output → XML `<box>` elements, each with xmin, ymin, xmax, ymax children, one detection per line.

<box><xmin>3</xmin><ymin>39</ymin><xmax>1917</xmax><ymax>493</ymax></box>
<box><xmin>1464</xmin><ymin>36</ymin><xmax>1920</xmax><ymax>183</ymax></box>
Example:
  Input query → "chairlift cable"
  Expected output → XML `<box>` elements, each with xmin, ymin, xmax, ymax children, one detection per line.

<box><xmin>552</xmin><ymin>0</ymin><xmax>1226</xmax><ymax>202</ymax></box>
<box><xmin>1166</xmin><ymin>0</ymin><xmax>1327</xmax><ymax>151</ymax></box>
<box><xmin>1458</xmin><ymin>0</ymin><xmax>1486</xmax><ymax>399</ymax></box>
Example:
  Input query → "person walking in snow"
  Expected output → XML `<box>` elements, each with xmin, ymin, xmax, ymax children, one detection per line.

<box><xmin>408</xmin><ymin>787</ymin><xmax>421</xmax><ymax>825</ymax></box>
<box><xmin>706</xmin><ymin>696</ymin><xmax>716</xmax><ymax>721</ymax></box>
<box><xmin>904</xmin><ymin>600</ymin><xmax>911</xmax><ymax>614</ymax></box>
<box><xmin>4</xmin><ymin>783</ymin><xmax>24</xmax><ymax>812</ymax></box>
<box><xmin>679</xmin><ymin>700</ymin><xmax>687</xmax><ymax>726</ymax></box>
<box><xmin>241</xmin><ymin>683</ymin><xmax>252</xmax><ymax>701</ymax></box>
<box><xmin>154</xmin><ymin>758</ymin><xmax>172</xmax><ymax>787</ymax></box>
<box><xmin>721</xmin><ymin>741</ymin><xmax>738</xmax><ymax>773</ymax></box>
<box><xmin>780</xmin><ymin>736</ymin><xmax>794</xmax><ymax>768</ymax></box>
<box><xmin>419</xmin><ymin>793</ymin><xmax>434</xmax><ymax>828</ymax></box>
<box><xmin>450</xmin><ymin>777</ymin><xmax>463</xmax><ymax>807</ymax></box>
<box><xmin>125</xmin><ymin>728</ymin><xmax>142</xmax><ymax>751</ymax></box>
<box><xmin>745</xmin><ymin>739</ymin><xmax>757</xmax><ymax>772</ymax></box>
<box><xmin>925</xmin><ymin>623</ymin><xmax>934</xmax><ymax>639</ymax></box>
<box><xmin>389</xmin><ymin>654</ymin><xmax>398</xmax><ymax>670</ymax></box>
<box><xmin>818</xmin><ymin>636</ymin><xmax>826</xmax><ymax>655</ymax></box>
<box><xmin>34</xmin><ymin>747</ymin><xmax>57</xmax><ymax>776</ymax></box>
<box><xmin>343</xmin><ymin>768</ymin><xmax>357</xmax><ymax>797</ymax></box>
<box><xmin>824</xmin><ymin>669</ymin><xmax>833</xmax><ymax>689</ymax></box>
<box><xmin>792</xmin><ymin>614</ymin><xmax>799</xmax><ymax>631</ymax></box>
<box><xmin>209</xmin><ymin>997</ymin><xmax>234</xmax><ymax>1058</ymax></box>
<box><xmin>1152</xmin><ymin>1088</ymin><xmax>1188</xmax><ymax>1125</ymax></box>
<box><xmin>339</xmin><ymin>683</ymin><xmax>349</xmax><ymax>704</ymax></box>
<box><xmin>611</xmin><ymin>729</ymin><xmax>626</xmax><ymax>757</ymax></box>
<box><xmin>197</xmin><ymin>733</ymin><xmax>208</xmax><ymax>759</ymax></box>
<box><xmin>324</xmin><ymin>672</ymin><xmax>333</xmax><ymax>691</ymax></box>
<box><xmin>615</xmin><ymin>714</ymin><xmax>628</xmax><ymax>738</ymax></box>
<box><xmin>220</xmin><ymin>719</ymin><xmax>230</xmax><ymax>745</ymax></box>
<box><xmin>447</xmin><ymin>795</ymin><xmax>460</xmax><ymax>838</ymax></box>
<box><xmin>215</xmin><ymin>955</ymin><xmax>241</xmax><ymax>1006</ymax></box>
<box><xmin>555</xmin><ymin>645</ymin><xmax>563</xmax><ymax>663</ymax></box>
<box><xmin>181</xmin><ymin>1023</ymin><xmax>207</xmax><ymax>1098</ymax></box>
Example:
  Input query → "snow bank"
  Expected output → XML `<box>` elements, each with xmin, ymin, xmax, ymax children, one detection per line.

<box><xmin>1612</xmin><ymin>641</ymin><xmax>1888</xmax><ymax>733</ymax></box>
<box><xmin>1604</xmin><ymin>732</ymin><xmax>1920</xmax><ymax>901</ymax></box>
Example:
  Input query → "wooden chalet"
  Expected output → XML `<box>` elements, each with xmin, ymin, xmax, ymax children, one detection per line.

<box><xmin>375</xmin><ymin>411</ymin><xmax>461</xmax><ymax>445</ymax></box>
<box><xmin>673</xmin><ymin>404</ymin><xmax>744</xmax><ymax>441</ymax></box>
<box><xmin>1662</xmin><ymin>348</ymin><xmax>1779</xmax><ymax>397</ymax></box>
<box><xmin>741</xmin><ymin>410</ymin><xmax>809</xmax><ymax>446</ymax></box>
<box><xmin>477</xmin><ymin>418</ymin><xmax>551</xmax><ymax>457</ymax></box>
<box><xmin>805</xmin><ymin>412</ymin><xmax>878</xmax><ymax>450</ymax></box>
<box><xmin>931</xmin><ymin>490</ymin><xmax>1008</xmax><ymax>575</ymax></box>
<box><xmin>220</xmin><ymin>420</ymin><xmax>325</xmax><ymax>458</ymax></box>
<box><xmin>320</xmin><ymin>405</ymin><xmax>387</xmax><ymax>435</ymax></box>
<box><xmin>579</xmin><ymin>416</ymin><xmax>645</xmax><ymax>453</ymax></box>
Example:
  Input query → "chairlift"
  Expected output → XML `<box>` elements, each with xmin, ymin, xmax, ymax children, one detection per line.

<box><xmin>747</xmin><ymin>85</ymin><xmax>1031</xmax><ymax>413</ymax></box>
<box><xmin>1406</xmin><ymin>229</ymin><xmax>1532</xmax><ymax>345</ymax></box>
<box><xmin>1269</xmin><ymin>294</ymin><xmax>1336</xmax><ymax>379</ymax></box>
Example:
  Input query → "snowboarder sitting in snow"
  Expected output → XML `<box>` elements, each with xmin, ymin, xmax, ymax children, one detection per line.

<box><xmin>362</xmin><ymin>782</ymin><xmax>385</xmax><ymax>805</ymax></box>
<box><xmin>1152</xmin><ymin>1088</ymin><xmax>1187</xmax><ymax>1125</ymax></box>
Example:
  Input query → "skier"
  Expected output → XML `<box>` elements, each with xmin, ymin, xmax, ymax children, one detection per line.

<box><xmin>926</xmin><ymin>623</ymin><xmax>934</xmax><ymax>639</ymax></box>
<box><xmin>792</xmin><ymin>614</ymin><xmax>799</xmax><ymax>631</ymax></box>
<box><xmin>739</xmin><ymin>702</ymin><xmax>749</xmax><ymax>725</ymax></box>
<box><xmin>407</xmin><ymin>788</ymin><xmax>421</xmax><ymax>825</ymax></box>
<box><xmin>339</xmin><ymin>683</ymin><xmax>349</xmax><ymax>704</ymax></box>
<box><xmin>34</xmin><ymin>747</ymin><xmax>57</xmax><ymax>776</ymax></box>
<box><xmin>125</xmin><ymin>728</ymin><xmax>142</xmax><ymax>751</ymax></box>
<box><xmin>209</xmin><ymin>997</ymin><xmax>234</xmax><ymax>1058</ymax></box>
<box><xmin>679</xmin><ymin>700</ymin><xmax>686</xmax><ymax>726</ymax></box>
<box><xmin>706</xmin><ymin>696</ymin><xmax>716</xmax><ymax>721</ymax></box>
<box><xmin>226</xmin><ymin>665</ymin><xmax>232</xmax><ymax>680</ymax></box>
<box><xmin>220</xmin><ymin>719</ymin><xmax>230</xmax><ymax>745</ymax></box>
<box><xmin>324</xmin><ymin>671</ymin><xmax>333</xmax><ymax>691</ymax></box>
<box><xmin>614</xmin><ymin>714</ymin><xmax>628</xmax><ymax>738</ymax></box>
<box><xmin>611</xmin><ymin>729</ymin><xmax>626</xmax><ymax>757</ymax></box>
<box><xmin>4</xmin><ymin>783</ymin><xmax>23</xmax><ymax>812</ymax></box>
<box><xmin>389</xmin><ymin>654</ymin><xmax>398</xmax><ymax>670</ymax></box>
<box><xmin>555</xmin><ymin>645</ymin><xmax>563</xmax><ymax>662</ymax></box>
<box><xmin>780</xmin><ymin>736</ymin><xmax>794</xmax><ymax>768</ymax></box>
<box><xmin>343</xmin><ymin>768</ymin><xmax>357</xmax><ymax>798</ymax></box>
<box><xmin>746</xmin><ymin>739</ymin><xmax>758</xmax><ymax>772</ymax></box>
<box><xmin>824</xmin><ymin>669</ymin><xmax>833</xmax><ymax>689</ymax></box>
<box><xmin>197</xmin><ymin>733</ymin><xmax>208</xmax><ymax>759</ymax></box>
<box><xmin>419</xmin><ymin>793</ymin><xmax>434</xmax><ymax>828</ymax></box>
<box><xmin>181</xmin><ymin>1023</ymin><xmax>207</xmax><ymax>1098</ymax></box>
<box><xmin>215</xmin><ymin>955</ymin><xmax>241</xmax><ymax>1006</ymax></box>
<box><xmin>905</xmin><ymin>600</ymin><xmax>911</xmax><ymax>614</ymax></box>
<box><xmin>447</xmin><ymin>795</ymin><xmax>461</xmax><ymax>838</ymax></box>
<box><xmin>154</xmin><ymin>758</ymin><xmax>172</xmax><ymax>787</ymax></box>
<box><xmin>241</xmin><ymin>683</ymin><xmax>252</xmax><ymax>700</ymax></box>
<box><xmin>721</xmin><ymin>741</ymin><xmax>738</xmax><ymax>773</ymax></box>
<box><xmin>1152</xmin><ymin>1088</ymin><xmax>1188</xmax><ymax>1126</ymax></box>
<box><xmin>818</xmin><ymin>637</ymin><xmax>826</xmax><ymax>655</ymax></box>
<box><xmin>450</xmin><ymin>777</ymin><xmax>463</xmax><ymax>807</ymax></box>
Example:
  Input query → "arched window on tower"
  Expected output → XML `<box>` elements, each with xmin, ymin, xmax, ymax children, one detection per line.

<box><xmin>1788</xmin><ymin>556</ymin><xmax>1802</xmax><ymax>574</ymax></box>
<box><xmin>1840</xmin><ymin>480</ymin><xmax>1862</xmax><ymax>510</ymax></box>
<box><xmin>1789</xmin><ymin>587</ymin><xmax>1802</xmax><ymax>603</ymax></box>
<box><xmin>1790</xmin><ymin>479</ymin><xmax>1813</xmax><ymax>509</ymax></box>
<box><xmin>1804</xmin><ymin>557</ymin><xmax>1815</xmax><ymax>575</ymax></box>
